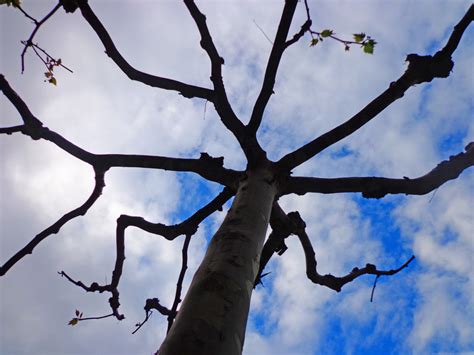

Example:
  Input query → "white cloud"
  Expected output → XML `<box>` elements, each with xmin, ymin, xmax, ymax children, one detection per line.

<box><xmin>1</xmin><ymin>1</ymin><xmax>473</xmax><ymax>354</ymax></box>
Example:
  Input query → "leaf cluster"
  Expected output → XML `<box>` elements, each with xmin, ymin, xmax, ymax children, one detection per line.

<box><xmin>0</xmin><ymin>0</ymin><xmax>21</xmax><ymax>7</ymax></box>
<box><xmin>310</xmin><ymin>29</ymin><xmax>377</xmax><ymax>54</ymax></box>
<box><xmin>68</xmin><ymin>309</ymin><xmax>84</xmax><ymax>326</ymax></box>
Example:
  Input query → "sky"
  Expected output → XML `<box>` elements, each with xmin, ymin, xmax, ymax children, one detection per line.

<box><xmin>0</xmin><ymin>1</ymin><xmax>473</xmax><ymax>354</ymax></box>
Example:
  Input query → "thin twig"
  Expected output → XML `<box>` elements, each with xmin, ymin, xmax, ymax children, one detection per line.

<box><xmin>370</xmin><ymin>275</ymin><xmax>380</xmax><ymax>302</ymax></box>
<box><xmin>167</xmin><ymin>234</ymin><xmax>192</xmax><ymax>332</ymax></box>
<box><xmin>20</xmin><ymin>2</ymin><xmax>62</xmax><ymax>73</ymax></box>
<box><xmin>78</xmin><ymin>313</ymin><xmax>115</xmax><ymax>321</ymax></box>
<box><xmin>132</xmin><ymin>311</ymin><xmax>153</xmax><ymax>334</ymax></box>
<box><xmin>16</xmin><ymin>4</ymin><xmax>38</xmax><ymax>24</ymax></box>
<box><xmin>253</xmin><ymin>19</ymin><xmax>273</xmax><ymax>45</ymax></box>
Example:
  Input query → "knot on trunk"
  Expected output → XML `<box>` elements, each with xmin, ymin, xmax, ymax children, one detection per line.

<box><xmin>404</xmin><ymin>52</ymin><xmax>454</xmax><ymax>84</ymax></box>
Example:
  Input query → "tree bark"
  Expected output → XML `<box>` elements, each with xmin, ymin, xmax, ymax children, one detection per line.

<box><xmin>158</xmin><ymin>167</ymin><xmax>277</xmax><ymax>355</ymax></box>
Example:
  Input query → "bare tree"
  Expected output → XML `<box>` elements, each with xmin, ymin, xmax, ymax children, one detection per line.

<box><xmin>1</xmin><ymin>1</ymin><xmax>473</xmax><ymax>354</ymax></box>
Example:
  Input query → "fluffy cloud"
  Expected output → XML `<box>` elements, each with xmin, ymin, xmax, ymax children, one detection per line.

<box><xmin>1</xmin><ymin>1</ymin><xmax>472</xmax><ymax>354</ymax></box>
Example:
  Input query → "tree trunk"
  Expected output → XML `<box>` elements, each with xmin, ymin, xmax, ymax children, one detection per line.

<box><xmin>158</xmin><ymin>168</ymin><xmax>277</xmax><ymax>355</ymax></box>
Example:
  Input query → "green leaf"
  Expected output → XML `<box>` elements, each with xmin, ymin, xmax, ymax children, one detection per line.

<box><xmin>353</xmin><ymin>33</ymin><xmax>366</xmax><ymax>43</ymax></box>
<box><xmin>320</xmin><ymin>29</ymin><xmax>333</xmax><ymax>38</ymax></box>
<box><xmin>310</xmin><ymin>38</ymin><xmax>319</xmax><ymax>47</ymax></box>
<box><xmin>363</xmin><ymin>43</ymin><xmax>374</xmax><ymax>54</ymax></box>
<box><xmin>363</xmin><ymin>38</ymin><xmax>377</xmax><ymax>54</ymax></box>
<box><xmin>48</xmin><ymin>77</ymin><xmax>57</xmax><ymax>86</ymax></box>
<box><xmin>68</xmin><ymin>318</ymin><xmax>78</xmax><ymax>326</ymax></box>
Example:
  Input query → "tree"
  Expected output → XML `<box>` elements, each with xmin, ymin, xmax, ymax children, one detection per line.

<box><xmin>1</xmin><ymin>1</ymin><xmax>473</xmax><ymax>354</ymax></box>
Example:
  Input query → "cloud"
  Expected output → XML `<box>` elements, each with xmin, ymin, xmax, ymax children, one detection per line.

<box><xmin>1</xmin><ymin>1</ymin><xmax>473</xmax><ymax>354</ymax></box>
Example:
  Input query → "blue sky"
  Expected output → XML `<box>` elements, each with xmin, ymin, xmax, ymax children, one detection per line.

<box><xmin>1</xmin><ymin>1</ymin><xmax>473</xmax><ymax>354</ymax></box>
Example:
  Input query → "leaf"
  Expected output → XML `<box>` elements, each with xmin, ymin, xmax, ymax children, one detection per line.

<box><xmin>75</xmin><ymin>310</ymin><xmax>80</xmax><ymax>317</ymax></box>
<box><xmin>345</xmin><ymin>44</ymin><xmax>350</xmax><ymax>51</ymax></box>
<box><xmin>363</xmin><ymin>39</ymin><xmax>377</xmax><ymax>54</ymax></box>
<box><xmin>353</xmin><ymin>33</ymin><xmax>366</xmax><ymax>43</ymax></box>
<box><xmin>320</xmin><ymin>29</ymin><xmax>333</xmax><ymax>38</ymax></box>
<box><xmin>79</xmin><ymin>312</ymin><xmax>83</xmax><ymax>318</ymax></box>
<box><xmin>68</xmin><ymin>318</ymin><xmax>78</xmax><ymax>326</ymax></box>
<box><xmin>57</xmin><ymin>58</ymin><xmax>62</xmax><ymax>65</ymax></box>
<box><xmin>44</xmin><ymin>72</ymin><xmax>52</xmax><ymax>78</ymax></box>
<box><xmin>0</xmin><ymin>0</ymin><xmax>21</xmax><ymax>7</ymax></box>
<box><xmin>48</xmin><ymin>77</ymin><xmax>57</xmax><ymax>86</ymax></box>
<box><xmin>363</xmin><ymin>44</ymin><xmax>373</xmax><ymax>54</ymax></box>
<box><xmin>310</xmin><ymin>38</ymin><xmax>319</xmax><ymax>47</ymax></box>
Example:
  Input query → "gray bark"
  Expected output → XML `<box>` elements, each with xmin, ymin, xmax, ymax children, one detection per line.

<box><xmin>158</xmin><ymin>168</ymin><xmax>277</xmax><ymax>355</ymax></box>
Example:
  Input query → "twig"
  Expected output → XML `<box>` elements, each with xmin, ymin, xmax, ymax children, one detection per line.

<box><xmin>20</xmin><ymin>2</ymin><xmax>62</xmax><ymax>73</ymax></box>
<box><xmin>0</xmin><ymin>125</ymin><xmax>24</xmax><ymax>135</ymax></box>
<box><xmin>132</xmin><ymin>311</ymin><xmax>152</xmax><ymax>334</ymax></box>
<box><xmin>167</xmin><ymin>234</ymin><xmax>192</xmax><ymax>332</ymax></box>
<box><xmin>0</xmin><ymin>169</ymin><xmax>106</xmax><ymax>277</ymax></box>
<box><xmin>253</xmin><ymin>19</ymin><xmax>273</xmax><ymax>45</ymax></box>
<box><xmin>370</xmin><ymin>275</ymin><xmax>380</xmax><ymax>302</ymax></box>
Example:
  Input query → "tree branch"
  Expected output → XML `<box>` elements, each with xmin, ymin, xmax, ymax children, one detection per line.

<box><xmin>274</xmin><ymin>210</ymin><xmax>415</xmax><ymax>293</ymax></box>
<box><xmin>0</xmin><ymin>125</ymin><xmax>24</xmax><ymax>135</ymax></box>
<box><xmin>1</xmin><ymin>168</ymin><xmax>106</xmax><ymax>277</ymax></box>
<box><xmin>133</xmin><ymin>297</ymin><xmax>174</xmax><ymax>334</ymax></box>
<box><xmin>98</xmin><ymin>152</ymin><xmax>242</xmax><ymax>189</ymax></box>
<box><xmin>182</xmin><ymin>0</ymin><xmax>265</xmax><ymax>164</ymax></box>
<box><xmin>167</xmin><ymin>234</ymin><xmax>191</xmax><ymax>332</ymax></box>
<box><xmin>19</xmin><ymin>2</ymin><xmax>62</xmax><ymax>73</ymax></box>
<box><xmin>284</xmin><ymin>142</ymin><xmax>474</xmax><ymax>198</ymax></box>
<box><xmin>117</xmin><ymin>187</ymin><xmax>233</xmax><ymax>241</ymax></box>
<box><xmin>75</xmin><ymin>0</ymin><xmax>213</xmax><ymax>100</ymax></box>
<box><xmin>59</xmin><ymin>270</ymin><xmax>125</xmax><ymax>320</ymax></box>
<box><xmin>1</xmin><ymin>74</ymin><xmax>242</xmax><ymax>187</ymax></box>
<box><xmin>254</xmin><ymin>203</ymin><xmax>294</xmax><ymax>287</ymax></box>
<box><xmin>296</xmin><ymin>218</ymin><xmax>415</xmax><ymax>292</ymax></box>
<box><xmin>440</xmin><ymin>4</ymin><xmax>474</xmax><ymax>57</ymax></box>
<box><xmin>57</xmin><ymin>187</ymin><xmax>232</xmax><ymax>321</ymax></box>
<box><xmin>276</xmin><ymin>5</ymin><xmax>473</xmax><ymax>172</ymax></box>
<box><xmin>247</xmin><ymin>0</ymin><xmax>298</xmax><ymax>134</ymax></box>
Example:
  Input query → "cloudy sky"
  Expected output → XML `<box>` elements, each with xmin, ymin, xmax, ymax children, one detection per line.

<box><xmin>1</xmin><ymin>1</ymin><xmax>473</xmax><ymax>354</ymax></box>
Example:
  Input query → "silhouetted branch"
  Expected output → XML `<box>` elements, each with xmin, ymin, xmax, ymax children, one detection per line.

<box><xmin>284</xmin><ymin>142</ymin><xmax>474</xmax><ymax>198</ymax></box>
<box><xmin>277</xmin><ymin>5</ymin><xmax>473</xmax><ymax>172</ymax></box>
<box><xmin>289</xmin><ymin>211</ymin><xmax>415</xmax><ymax>292</ymax></box>
<box><xmin>59</xmin><ymin>270</ymin><xmax>125</xmax><ymax>320</ymax></box>
<box><xmin>68</xmin><ymin>312</ymin><xmax>115</xmax><ymax>326</ymax></box>
<box><xmin>98</xmin><ymin>152</ymin><xmax>242</xmax><ymax>188</ymax></box>
<box><xmin>0</xmin><ymin>125</ymin><xmax>24</xmax><ymax>135</ymax></box>
<box><xmin>167</xmin><ymin>234</ymin><xmax>192</xmax><ymax>332</ymax></box>
<box><xmin>19</xmin><ymin>2</ymin><xmax>62</xmax><ymax>73</ymax></box>
<box><xmin>183</xmin><ymin>0</ymin><xmax>261</xmax><ymax>162</ymax></box>
<box><xmin>248</xmin><ymin>0</ymin><xmax>298</xmax><ymax>134</ymax></box>
<box><xmin>133</xmin><ymin>298</ymin><xmax>174</xmax><ymax>333</ymax></box>
<box><xmin>0</xmin><ymin>169</ymin><xmax>106</xmax><ymax>277</ymax></box>
<box><xmin>0</xmin><ymin>74</ymin><xmax>43</xmax><ymax>129</ymax></box>
<box><xmin>133</xmin><ymin>311</ymin><xmax>152</xmax><ymax>335</ymax></box>
<box><xmin>118</xmin><ymin>187</ymin><xmax>233</xmax><ymax>241</ymax></box>
<box><xmin>78</xmin><ymin>313</ymin><xmax>115</xmax><ymax>321</ymax></box>
<box><xmin>17</xmin><ymin>3</ymin><xmax>37</xmax><ymax>23</ymax></box>
<box><xmin>75</xmin><ymin>0</ymin><xmax>213</xmax><ymax>100</ymax></box>
<box><xmin>255</xmin><ymin>203</ymin><xmax>294</xmax><ymax>287</ymax></box>
<box><xmin>440</xmin><ymin>4</ymin><xmax>474</xmax><ymax>56</ymax></box>
<box><xmin>256</xmin><ymin>207</ymin><xmax>415</xmax><ymax>293</ymax></box>
<box><xmin>1</xmin><ymin>75</ymin><xmax>242</xmax><ymax>187</ymax></box>
<box><xmin>370</xmin><ymin>275</ymin><xmax>380</xmax><ymax>302</ymax></box>
<box><xmin>64</xmin><ymin>188</ymin><xmax>231</xmax><ymax>320</ymax></box>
